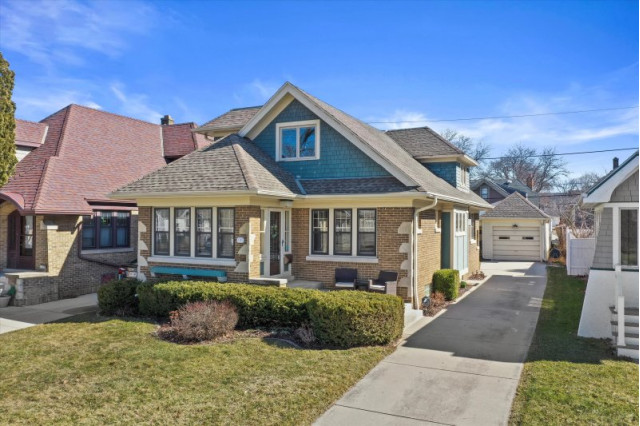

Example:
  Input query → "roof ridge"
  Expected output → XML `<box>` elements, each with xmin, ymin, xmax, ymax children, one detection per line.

<box><xmin>230</xmin><ymin>138</ymin><xmax>257</xmax><ymax>191</ymax></box>
<box><xmin>509</xmin><ymin>192</ymin><xmax>550</xmax><ymax>218</ymax></box>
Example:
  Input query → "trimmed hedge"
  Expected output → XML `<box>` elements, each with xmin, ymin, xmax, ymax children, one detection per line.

<box><xmin>136</xmin><ymin>281</ymin><xmax>404</xmax><ymax>347</ymax></box>
<box><xmin>137</xmin><ymin>281</ymin><xmax>316</xmax><ymax>328</ymax></box>
<box><xmin>432</xmin><ymin>269</ymin><xmax>460</xmax><ymax>301</ymax></box>
<box><xmin>98</xmin><ymin>279</ymin><xmax>141</xmax><ymax>316</ymax></box>
<box><xmin>308</xmin><ymin>291</ymin><xmax>404</xmax><ymax>348</ymax></box>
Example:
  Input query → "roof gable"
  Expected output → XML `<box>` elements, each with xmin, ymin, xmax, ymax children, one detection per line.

<box><xmin>238</xmin><ymin>82</ymin><xmax>492</xmax><ymax>208</ymax></box>
<box><xmin>199</xmin><ymin>106</ymin><xmax>262</xmax><ymax>132</ymax></box>
<box><xmin>583</xmin><ymin>151</ymin><xmax>639</xmax><ymax>206</ymax></box>
<box><xmin>482</xmin><ymin>192</ymin><xmax>550</xmax><ymax>219</ymax></box>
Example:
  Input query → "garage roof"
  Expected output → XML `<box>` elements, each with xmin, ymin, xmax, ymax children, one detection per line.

<box><xmin>482</xmin><ymin>192</ymin><xmax>549</xmax><ymax>219</ymax></box>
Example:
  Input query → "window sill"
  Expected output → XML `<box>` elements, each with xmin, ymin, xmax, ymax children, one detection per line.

<box><xmin>81</xmin><ymin>247</ymin><xmax>134</xmax><ymax>255</ymax></box>
<box><xmin>147</xmin><ymin>256</ymin><xmax>237</xmax><ymax>267</ymax></box>
<box><xmin>305</xmin><ymin>255</ymin><xmax>379</xmax><ymax>264</ymax></box>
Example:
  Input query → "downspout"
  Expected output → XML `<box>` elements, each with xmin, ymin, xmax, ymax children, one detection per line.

<box><xmin>412</xmin><ymin>196</ymin><xmax>438</xmax><ymax>309</ymax></box>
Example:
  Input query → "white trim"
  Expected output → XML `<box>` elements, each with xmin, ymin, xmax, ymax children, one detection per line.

<box><xmin>275</xmin><ymin>119</ymin><xmax>321</xmax><ymax>161</ymax></box>
<box><xmin>415</xmin><ymin>154</ymin><xmax>478</xmax><ymax>167</ymax></box>
<box><xmin>616</xmin><ymin>206</ymin><xmax>639</xmax><ymax>268</ymax></box>
<box><xmin>305</xmin><ymin>255</ymin><xmax>378</xmax><ymax>264</ymax></box>
<box><xmin>434</xmin><ymin>210</ymin><xmax>441</xmax><ymax>233</ymax></box>
<box><xmin>81</xmin><ymin>247</ymin><xmax>134</xmax><ymax>255</ymax></box>
<box><xmin>147</xmin><ymin>256</ymin><xmax>237</xmax><ymax>267</ymax></box>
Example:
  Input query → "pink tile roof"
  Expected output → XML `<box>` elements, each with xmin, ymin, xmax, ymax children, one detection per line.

<box><xmin>15</xmin><ymin>119</ymin><xmax>48</xmax><ymax>148</ymax></box>
<box><xmin>162</xmin><ymin>122</ymin><xmax>211</xmax><ymax>158</ymax></box>
<box><xmin>1</xmin><ymin>105</ymin><xmax>205</xmax><ymax>214</ymax></box>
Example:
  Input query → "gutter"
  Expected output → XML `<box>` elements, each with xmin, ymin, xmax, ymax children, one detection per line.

<box><xmin>412</xmin><ymin>196</ymin><xmax>438</xmax><ymax>309</ymax></box>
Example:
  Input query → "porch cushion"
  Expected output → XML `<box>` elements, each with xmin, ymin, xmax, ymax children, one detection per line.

<box><xmin>335</xmin><ymin>281</ymin><xmax>355</xmax><ymax>289</ymax></box>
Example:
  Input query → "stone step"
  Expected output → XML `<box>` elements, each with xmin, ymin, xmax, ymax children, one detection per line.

<box><xmin>617</xmin><ymin>347</ymin><xmax>639</xmax><ymax>360</ymax></box>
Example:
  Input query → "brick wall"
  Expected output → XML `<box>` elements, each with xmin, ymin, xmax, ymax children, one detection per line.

<box><xmin>416</xmin><ymin>209</ymin><xmax>441</xmax><ymax>302</ymax></box>
<box><xmin>252</xmin><ymin>100</ymin><xmax>390</xmax><ymax>179</ymax></box>
<box><xmin>291</xmin><ymin>207</ymin><xmax>413</xmax><ymax>300</ymax></box>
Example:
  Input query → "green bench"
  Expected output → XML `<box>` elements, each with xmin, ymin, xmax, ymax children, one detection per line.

<box><xmin>150</xmin><ymin>266</ymin><xmax>227</xmax><ymax>282</ymax></box>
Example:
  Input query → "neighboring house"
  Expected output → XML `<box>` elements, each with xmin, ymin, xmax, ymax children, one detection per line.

<box><xmin>472</xmin><ymin>177</ymin><xmax>535</xmax><ymax>204</ymax></box>
<box><xmin>15</xmin><ymin>118</ymin><xmax>48</xmax><ymax>161</ymax></box>
<box><xmin>0</xmin><ymin>106</ymin><xmax>209</xmax><ymax>305</ymax></box>
<box><xmin>480</xmin><ymin>192</ymin><xmax>551</xmax><ymax>261</ymax></box>
<box><xmin>196</xmin><ymin>106</ymin><xmax>262</xmax><ymax>140</ymax></box>
<box><xmin>578</xmin><ymin>151</ymin><xmax>638</xmax><ymax>359</ymax></box>
<box><xmin>110</xmin><ymin>82</ymin><xmax>492</xmax><ymax>309</ymax></box>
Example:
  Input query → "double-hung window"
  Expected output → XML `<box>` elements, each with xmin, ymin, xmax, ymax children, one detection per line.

<box><xmin>621</xmin><ymin>208</ymin><xmax>638</xmax><ymax>267</ymax></box>
<box><xmin>334</xmin><ymin>209</ymin><xmax>352</xmax><ymax>255</ymax></box>
<box><xmin>154</xmin><ymin>208</ymin><xmax>170</xmax><ymax>255</ymax></box>
<box><xmin>217</xmin><ymin>208</ymin><xmax>235</xmax><ymax>259</ymax></box>
<box><xmin>82</xmin><ymin>211</ymin><xmax>131</xmax><ymax>250</ymax></box>
<box><xmin>276</xmin><ymin>120</ymin><xmax>320</xmax><ymax>161</ymax></box>
<box><xmin>195</xmin><ymin>208</ymin><xmax>213</xmax><ymax>257</ymax></box>
<box><xmin>480</xmin><ymin>187</ymin><xmax>489</xmax><ymax>199</ymax></box>
<box><xmin>357</xmin><ymin>209</ymin><xmax>376</xmax><ymax>256</ymax></box>
<box><xmin>311</xmin><ymin>209</ymin><xmax>329</xmax><ymax>255</ymax></box>
<box><xmin>174</xmin><ymin>208</ymin><xmax>191</xmax><ymax>256</ymax></box>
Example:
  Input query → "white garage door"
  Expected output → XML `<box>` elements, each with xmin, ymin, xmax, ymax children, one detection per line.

<box><xmin>492</xmin><ymin>226</ymin><xmax>541</xmax><ymax>261</ymax></box>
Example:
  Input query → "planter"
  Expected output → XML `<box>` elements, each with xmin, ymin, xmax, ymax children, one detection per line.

<box><xmin>0</xmin><ymin>296</ymin><xmax>11</xmax><ymax>308</ymax></box>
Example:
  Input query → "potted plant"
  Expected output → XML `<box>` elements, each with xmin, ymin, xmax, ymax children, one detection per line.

<box><xmin>0</xmin><ymin>285</ymin><xmax>15</xmax><ymax>308</ymax></box>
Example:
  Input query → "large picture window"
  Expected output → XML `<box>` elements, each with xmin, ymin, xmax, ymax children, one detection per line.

<box><xmin>154</xmin><ymin>208</ymin><xmax>170</xmax><ymax>255</ymax></box>
<box><xmin>174</xmin><ymin>208</ymin><xmax>191</xmax><ymax>256</ymax></box>
<box><xmin>311</xmin><ymin>209</ymin><xmax>329</xmax><ymax>254</ymax></box>
<box><xmin>82</xmin><ymin>211</ymin><xmax>131</xmax><ymax>250</ymax></box>
<box><xmin>276</xmin><ymin>120</ymin><xmax>320</xmax><ymax>161</ymax></box>
<box><xmin>357</xmin><ymin>209</ymin><xmax>376</xmax><ymax>256</ymax></box>
<box><xmin>217</xmin><ymin>208</ymin><xmax>235</xmax><ymax>259</ymax></box>
<box><xmin>621</xmin><ymin>208</ymin><xmax>638</xmax><ymax>266</ymax></box>
<box><xmin>334</xmin><ymin>209</ymin><xmax>352</xmax><ymax>255</ymax></box>
<box><xmin>195</xmin><ymin>208</ymin><xmax>213</xmax><ymax>257</ymax></box>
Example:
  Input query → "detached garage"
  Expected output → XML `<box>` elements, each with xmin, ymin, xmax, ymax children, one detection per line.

<box><xmin>481</xmin><ymin>192</ymin><xmax>551</xmax><ymax>261</ymax></box>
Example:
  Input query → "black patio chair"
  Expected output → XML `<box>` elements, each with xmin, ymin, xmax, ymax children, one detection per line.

<box><xmin>368</xmin><ymin>270</ymin><xmax>398</xmax><ymax>295</ymax></box>
<box><xmin>334</xmin><ymin>268</ymin><xmax>357</xmax><ymax>290</ymax></box>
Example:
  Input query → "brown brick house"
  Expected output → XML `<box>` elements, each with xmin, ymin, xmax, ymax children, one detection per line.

<box><xmin>0</xmin><ymin>106</ymin><xmax>209</xmax><ymax>305</ymax></box>
<box><xmin>111</xmin><ymin>83</ymin><xmax>491</xmax><ymax>309</ymax></box>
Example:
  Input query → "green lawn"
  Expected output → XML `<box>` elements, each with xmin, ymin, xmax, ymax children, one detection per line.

<box><xmin>510</xmin><ymin>266</ymin><xmax>639</xmax><ymax>425</ymax></box>
<box><xmin>0</xmin><ymin>314</ymin><xmax>392</xmax><ymax>425</ymax></box>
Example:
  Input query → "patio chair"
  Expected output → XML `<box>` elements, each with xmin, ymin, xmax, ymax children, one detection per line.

<box><xmin>334</xmin><ymin>268</ymin><xmax>357</xmax><ymax>290</ymax></box>
<box><xmin>368</xmin><ymin>271</ymin><xmax>398</xmax><ymax>295</ymax></box>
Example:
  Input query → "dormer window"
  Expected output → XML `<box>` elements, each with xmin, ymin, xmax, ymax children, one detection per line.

<box><xmin>276</xmin><ymin>120</ymin><xmax>320</xmax><ymax>161</ymax></box>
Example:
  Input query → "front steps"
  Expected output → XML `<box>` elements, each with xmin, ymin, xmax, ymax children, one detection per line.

<box><xmin>610</xmin><ymin>306</ymin><xmax>639</xmax><ymax>360</ymax></box>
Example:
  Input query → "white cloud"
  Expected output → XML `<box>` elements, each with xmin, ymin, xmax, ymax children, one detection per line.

<box><xmin>233</xmin><ymin>79</ymin><xmax>280</xmax><ymax>105</ymax></box>
<box><xmin>14</xmin><ymin>88</ymin><xmax>101</xmax><ymax>119</ymax></box>
<box><xmin>0</xmin><ymin>0</ymin><xmax>159</xmax><ymax>68</ymax></box>
<box><xmin>110</xmin><ymin>82</ymin><xmax>162</xmax><ymax>123</ymax></box>
<box><xmin>372</xmin><ymin>110</ymin><xmax>431</xmax><ymax>130</ymax></box>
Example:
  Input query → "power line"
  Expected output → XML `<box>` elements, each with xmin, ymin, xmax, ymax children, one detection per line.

<box><xmin>368</xmin><ymin>105</ymin><xmax>639</xmax><ymax>124</ymax></box>
<box><xmin>478</xmin><ymin>147</ymin><xmax>638</xmax><ymax>161</ymax></box>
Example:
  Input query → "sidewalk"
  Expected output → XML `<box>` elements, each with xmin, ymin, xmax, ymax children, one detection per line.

<box><xmin>315</xmin><ymin>262</ymin><xmax>547</xmax><ymax>426</ymax></box>
<box><xmin>0</xmin><ymin>293</ymin><xmax>98</xmax><ymax>334</ymax></box>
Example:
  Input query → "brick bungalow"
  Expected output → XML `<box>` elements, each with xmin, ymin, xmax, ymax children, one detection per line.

<box><xmin>111</xmin><ymin>83</ymin><xmax>492</xmax><ymax>309</ymax></box>
<box><xmin>0</xmin><ymin>106</ymin><xmax>209</xmax><ymax>305</ymax></box>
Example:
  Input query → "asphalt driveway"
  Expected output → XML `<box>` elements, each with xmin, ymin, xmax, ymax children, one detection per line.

<box><xmin>316</xmin><ymin>261</ymin><xmax>547</xmax><ymax>426</ymax></box>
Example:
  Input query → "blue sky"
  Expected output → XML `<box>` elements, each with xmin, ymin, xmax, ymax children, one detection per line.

<box><xmin>1</xmin><ymin>0</ymin><xmax>637</xmax><ymax>178</ymax></box>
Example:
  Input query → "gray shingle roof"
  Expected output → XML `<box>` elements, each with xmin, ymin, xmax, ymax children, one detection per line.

<box><xmin>113</xmin><ymin>134</ymin><xmax>300</xmax><ymax>196</ymax></box>
<box><xmin>300</xmin><ymin>177</ymin><xmax>417</xmax><ymax>195</ymax></box>
<box><xmin>293</xmin><ymin>85</ymin><xmax>491</xmax><ymax>208</ymax></box>
<box><xmin>482</xmin><ymin>192</ymin><xmax>549</xmax><ymax>219</ymax></box>
<box><xmin>201</xmin><ymin>106</ymin><xmax>262</xmax><ymax>130</ymax></box>
<box><xmin>385</xmin><ymin>127</ymin><xmax>464</xmax><ymax>157</ymax></box>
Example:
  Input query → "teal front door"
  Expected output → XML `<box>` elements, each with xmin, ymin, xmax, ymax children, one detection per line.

<box><xmin>453</xmin><ymin>210</ymin><xmax>469</xmax><ymax>274</ymax></box>
<box><xmin>441</xmin><ymin>212</ymin><xmax>451</xmax><ymax>269</ymax></box>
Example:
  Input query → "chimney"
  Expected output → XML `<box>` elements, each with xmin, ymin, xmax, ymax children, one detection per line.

<box><xmin>526</xmin><ymin>174</ymin><xmax>535</xmax><ymax>190</ymax></box>
<box><xmin>613</xmin><ymin>157</ymin><xmax>619</xmax><ymax>169</ymax></box>
<box><xmin>161</xmin><ymin>115</ymin><xmax>174</xmax><ymax>125</ymax></box>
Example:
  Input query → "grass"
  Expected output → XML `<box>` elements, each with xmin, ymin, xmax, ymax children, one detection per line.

<box><xmin>510</xmin><ymin>266</ymin><xmax>639</xmax><ymax>425</ymax></box>
<box><xmin>0</xmin><ymin>314</ymin><xmax>392</xmax><ymax>425</ymax></box>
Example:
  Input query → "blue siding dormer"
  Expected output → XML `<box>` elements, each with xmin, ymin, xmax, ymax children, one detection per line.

<box><xmin>252</xmin><ymin>100</ymin><xmax>390</xmax><ymax>179</ymax></box>
<box><xmin>424</xmin><ymin>162</ymin><xmax>469</xmax><ymax>190</ymax></box>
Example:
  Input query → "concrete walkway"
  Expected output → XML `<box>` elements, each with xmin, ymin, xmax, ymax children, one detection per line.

<box><xmin>0</xmin><ymin>293</ymin><xmax>98</xmax><ymax>334</ymax></box>
<box><xmin>316</xmin><ymin>262</ymin><xmax>547</xmax><ymax>426</ymax></box>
